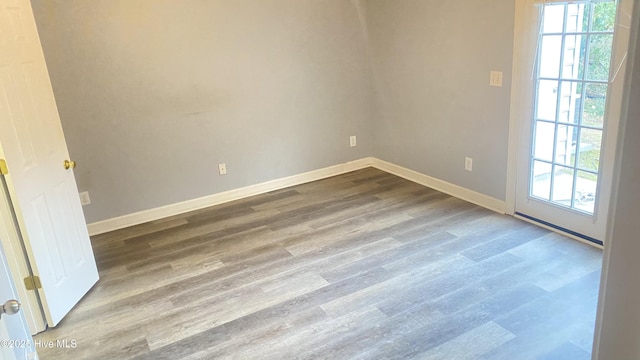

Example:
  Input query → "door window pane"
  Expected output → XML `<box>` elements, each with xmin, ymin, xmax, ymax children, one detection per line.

<box><xmin>555</xmin><ymin>125</ymin><xmax>577</xmax><ymax>166</ymax></box>
<box><xmin>577</xmin><ymin>128</ymin><xmax>602</xmax><ymax>172</ymax></box>
<box><xmin>592</xmin><ymin>2</ymin><xmax>616</xmax><ymax>32</ymax></box>
<box><xmin>537</xmin><ymin>80</ymin><xmax>558</xmax><ymax>121</ymax></box>
<box><xmin>552</xmin><ymin>165</ymin><xmax>574</xmax><ymax>206</ymax></box>
<box><xmin>587</xmin><ymin>34</ymin><xmax>613</xmax><ymax>81</ymax></box>
<box><xmin>534</xmin><ymin>121</ymin><xmax>555</xmax><ymax>161</ymax></box>
<box><xmin>558</xmin><ymin>81</ymin><xmax>582</xmax><ymax>124</ymax></box>
<box><xmin>543</xmin><ymin>5</ymin><xmax>565</xmax><ymax>33</ymax></box>
<box><xmin>532</xmin><ymin>161</ymin><xmax>552</xmax><ymax>200</ymax></box>
<box><xmin>562</xmin><ymin>35</ymin><xmax>586</xmax><ymax>80</ymax></box>
<box><xmin>575</xmin><ymin>170</ymin><xmax>598</xmax><ymax>213</ymax></box>
<box><xmin>582</xmin><ymin>83</ymin><xmax>607</xmax><ymax>128</ymax></box>
<box><xmin>566</xmin><ymin>3</ymin><xmax>590</xmax><ymax>33</ymax></box>
<box><xmin>540</xmin><ymin>35</ymin><xmax>563</xmax><ymax>78</ymax></box>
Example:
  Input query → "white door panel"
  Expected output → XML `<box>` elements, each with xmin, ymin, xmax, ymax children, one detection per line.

<box><xmin>0</xmin><ymin>0</ymin><xmax>98</xmax><ymax>327</ymax></box>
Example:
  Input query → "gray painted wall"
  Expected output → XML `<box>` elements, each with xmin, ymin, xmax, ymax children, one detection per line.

<box><xmin>366</xmin><ymin>0</ymin><xmax>515</xmax><ymax>201</ymax></box>
<box><xmin>594</xmin><ymin>2</ymin><xmax>640</xmax><ymax>358</ymax></box>
<box><xmin>32</xmin><ymin>0</ymin><xmax>516</xmax><ymax>223</ymax></box>
<box><xmin>31</xmin><ymin>0</ymin><xmax>373</xmax><ymax>223</ymax></box>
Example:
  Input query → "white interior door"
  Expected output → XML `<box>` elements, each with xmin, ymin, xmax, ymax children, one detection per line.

<box><xmin>513</xmin><ymin>0</ymin><xmax>633</xmax><ymax>244</ymax></box>
<box><xmin>0</xmin><ymin>240</ymin><xmax>38</xmax><ymax>360</ymax></box>
<box><xmin>0</xmin><ymin>0</ymin><xmax>99</xmax><ymax>326</ymax></box>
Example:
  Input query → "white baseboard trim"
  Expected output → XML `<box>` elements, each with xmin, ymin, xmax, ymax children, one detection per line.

<box><xmin>371</xmin><ymin>158</ymin><xmax>506</xmax><ymax>214</ymax></box>
<box><xmin>88</xmin><ymin>156</ymin><xmax>507</xmax><ymax>236</ymax></box>
<box><xmin>87</xmin><ymin>157</ymin><xmax>375</xmax><ymax>236</ymax></box>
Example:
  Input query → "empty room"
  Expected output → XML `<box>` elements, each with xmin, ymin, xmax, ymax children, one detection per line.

<box><xmin>1</xmin><ymin>0</ymin><xmax>639</xmax><ymax>359</ymax></box>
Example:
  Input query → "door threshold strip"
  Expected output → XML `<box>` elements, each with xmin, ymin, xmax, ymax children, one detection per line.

<box><xmin>515</xmin><ymin>212</ymin><xmax>603</xmax><ymax>246</ymax></box>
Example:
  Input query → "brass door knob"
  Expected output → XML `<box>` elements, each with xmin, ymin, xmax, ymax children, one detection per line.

<box><xmin>64</xmin><ymin>160</ymin><xmax>76</xmax><ymax>170</ymax></box>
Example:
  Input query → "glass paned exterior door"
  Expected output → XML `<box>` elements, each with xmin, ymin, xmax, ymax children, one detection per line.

<box><xmin>512</xmin><ymin>0</ymin><xmax>633</xmax><ymax>243</ymax></box>
<box><xmin>530</xmin><ymin>1</ymin><xmax>615</xmax><ymax>215</ymax></box>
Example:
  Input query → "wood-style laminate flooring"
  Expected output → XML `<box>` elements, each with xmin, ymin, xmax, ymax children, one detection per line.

<box><xmin>34</xmin><ymin>168</ymin><xmax>603</xmax><ymax>359</ymax></box>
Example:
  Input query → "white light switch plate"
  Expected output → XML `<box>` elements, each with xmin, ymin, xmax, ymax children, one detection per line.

<box><xmin>465</xmin><ymin>157</ymin><xmax>473</xmax><ymax>172</ymax></box>
<box><xmin>489</xmin><ymin>71</ymin><xmax>503</xmax><ymax>87</ymax></box>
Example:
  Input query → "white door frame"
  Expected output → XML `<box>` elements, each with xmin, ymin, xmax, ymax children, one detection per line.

<box><xmin>506</xmin><ymin>0</ymin><xmax>635</xmax><ymax>246</ymax></box>
<box><xmin>506</xmin><ymin>0</ymin><xmax>539</xmax><ymax>216</ymax></box>
<box><xmin>0</xmin><ymin>164</ymin><xmax>46</xmax><ymax>334</ymax></box>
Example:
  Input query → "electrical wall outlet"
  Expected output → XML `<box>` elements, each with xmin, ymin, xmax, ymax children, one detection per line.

<box><xmin>350</xmin><ymin>135</ymin><xmax>357</xmax><ymax>147</ymax></box>
<box><xmin>79</xmin><ymin>191</ymin><xmax>91</xmax><ymax>206</ymax></box>
<box><xmin>465</xmin><ymin>157</ymin><xmax>473</xmax><ymax>172</ymax></box>
<box><xmin>218</xmin><ymin>163</ymin><xmax>227</xmax><ymax>175</ymax></box>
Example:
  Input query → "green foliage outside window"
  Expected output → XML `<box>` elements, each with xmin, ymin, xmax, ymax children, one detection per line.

<box><xmin>576</xmin><ymin>2</ymin><xmax>616</xmax><ymax>178</ymax></box>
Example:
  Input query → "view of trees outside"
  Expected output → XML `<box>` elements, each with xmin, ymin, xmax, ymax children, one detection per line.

<box><xmin>581</xmin><ymin>1</ymin><xmax>615</xmax><ymax>171</ymax></box>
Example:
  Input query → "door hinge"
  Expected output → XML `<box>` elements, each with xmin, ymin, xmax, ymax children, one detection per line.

<box><xmin>0</xmin><ymin>159</ymin><xmax>8</xmax><ymax>175</ymax></box>
<box><xmin>24</xmin><ymin>275</ymin><xmax>42</xmax><ymax>291</ymax></box>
